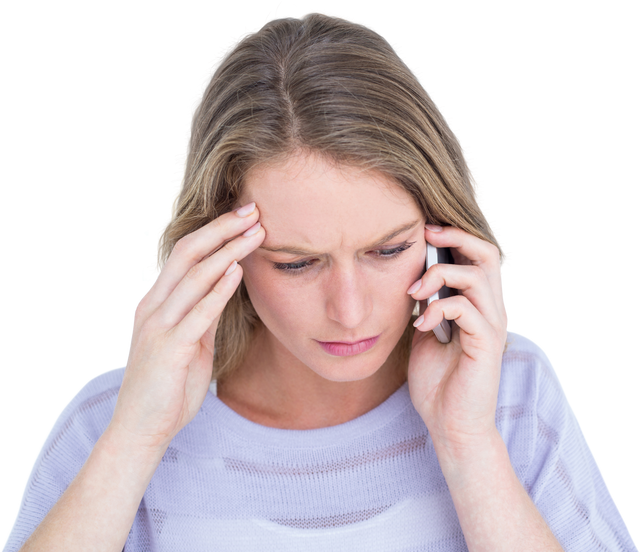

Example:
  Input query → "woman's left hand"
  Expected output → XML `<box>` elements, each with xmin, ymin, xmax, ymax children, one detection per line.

<box><xmin>406</xmin><ymin>224</ymin><xmax>508</xmax><ymax>459</ymax></box>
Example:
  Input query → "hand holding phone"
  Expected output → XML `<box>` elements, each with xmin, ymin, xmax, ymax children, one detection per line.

<box><xmin>426</xmin><ymin>243</ymin><xmax>454</xmax><ymax>343</ymax></box>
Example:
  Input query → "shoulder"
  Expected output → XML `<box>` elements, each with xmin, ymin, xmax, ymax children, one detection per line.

<box><xmin>71</xmin><ymin>367</ymin><xmax>125</xmax><ymax>403</ymax></box>
<box><xmin>44</xmin><ymin>368</ymin><xmax>126</xmax><ymax>450</ymax></box>
<box><xmin>497</xmin><ymin>332</ymin><xmax>564</xmax><ymax>410</ymax></box>
<box><xmin>496</xmin><ymin>333</ymin><xmax>572</xmax><ymax>472</ymax></box>
<box><xmin>3</xmin><ymin>369</ymin><xmax>127</xmax><ymax>552</ymax></box>
<box><xmin>501</xmin><ymin>332</ymin><xmax>556</xmax><ymax>378</ymax></box>
<box><xmin>25</xmin><ymin>368</ymin><xmax>126</xmax><ymax>489</ymax></box>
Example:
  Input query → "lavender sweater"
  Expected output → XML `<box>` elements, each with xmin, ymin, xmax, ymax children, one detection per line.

<box><xmin>4</xmin><ymin>333</ymin><xmax>637</xmax><ymax>551</ymax></box>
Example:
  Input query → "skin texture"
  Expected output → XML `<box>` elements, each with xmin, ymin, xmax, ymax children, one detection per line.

<box><xmin>219</xmin><ymin>151</ymin><xmax>563</xmax><ymax>550</ymax></box>
<box><xmin>218</xmin><ymin>152</ymin><xmax>426</xmax><ymax>429</ymax></box>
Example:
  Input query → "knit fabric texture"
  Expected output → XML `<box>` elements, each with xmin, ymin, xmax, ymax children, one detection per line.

<box><xmin>4</xmin><ymin>333</ymin><xmax>637</xmax><ymax>551</ymax></box>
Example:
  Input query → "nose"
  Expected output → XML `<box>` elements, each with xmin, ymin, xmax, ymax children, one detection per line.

<box><xmin>324</xmin><ymin>265</ymin><xmax>372</xmax><ymax>329</ymax></box>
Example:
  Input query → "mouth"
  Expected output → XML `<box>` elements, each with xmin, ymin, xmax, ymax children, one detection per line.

<box><xmin>316</xmin><ymin>335</ymin><xmax>380</xmax><ymax>345</ymax></box>
<box><xmin>315</xmin><ymin>335</ymin><xmax>381</xmax><ymax>357</ymax></box>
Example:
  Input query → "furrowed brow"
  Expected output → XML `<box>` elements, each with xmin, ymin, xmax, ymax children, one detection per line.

<box><xmin>259</xmin><ymin>219</ymin><xmax>421</xmax><ymax>255</ymax></box>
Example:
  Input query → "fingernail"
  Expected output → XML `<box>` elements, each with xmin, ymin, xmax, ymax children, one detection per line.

<box><xmin>425</xmin><ymin>224</ymin><xmax>443</xmax><ymax>232</ymax></box>
<box><xmin>243</xmin><ymin>221</ymin><xmax>261</xmax><ymax>237</ymax></box>
<box><xmin>236</xmin><ymin>202</ymin><xmax>256</xmax><ymax>217</ymax></box>
<box><xmin>413</xmin><ymin>315</ymin><xmax>425</xmax><ymax>327</ymax></box>
<box><xmin>225</xmin><ymin>260</ymin><xmax>237</xmax><ymax>275</ymax></box>
<box><xmin>407</xmin><ymin>280</ymin><xmax>422</xmax><ymax>294</ymax></box>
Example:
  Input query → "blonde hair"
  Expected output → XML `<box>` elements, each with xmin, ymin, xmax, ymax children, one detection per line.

<box><xmin>158</xmin><ymin>13</ymin><xmax>501</xmax><ymax>380</ymax></box>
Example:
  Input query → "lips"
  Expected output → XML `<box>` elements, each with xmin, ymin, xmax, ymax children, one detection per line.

<box><xmin>318</xmin><ymin>335</ymin><xmax>378</xmax><ymax>345</ymax></box>
<box><xmin>318</xmin><ymin>335</ymin><xmax>380</xmax><ymax>357</ymax></box>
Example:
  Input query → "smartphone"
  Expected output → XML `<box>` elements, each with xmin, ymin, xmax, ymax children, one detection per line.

<box><xmin>426</xmin><ymin>243</ymin><xmax>454</xmax><ymax>343</ymax></box>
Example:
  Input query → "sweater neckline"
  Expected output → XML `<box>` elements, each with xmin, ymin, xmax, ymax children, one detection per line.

<box><xmin>202</xmin><ymin>381</ymin><xmax>413</xmax><ymax>449</ymax></box>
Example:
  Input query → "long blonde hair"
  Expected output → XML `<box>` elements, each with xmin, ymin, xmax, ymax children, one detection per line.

<box><xmin>158</xmin><ymin>13</ymin><xmax>501</xmax><ymax>380</ymax></box>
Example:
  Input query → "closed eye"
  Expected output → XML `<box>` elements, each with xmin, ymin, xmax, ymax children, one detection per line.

<box><xmin>272</xmin><ymin>241</ymin><xmax>415</xmax><ymax>274</ymax></box>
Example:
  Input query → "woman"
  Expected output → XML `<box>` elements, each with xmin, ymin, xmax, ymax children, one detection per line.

<box><xmin>4</xmin><ymin>13</ymin><xmax>636</xmax><ymax>552</ymax></box>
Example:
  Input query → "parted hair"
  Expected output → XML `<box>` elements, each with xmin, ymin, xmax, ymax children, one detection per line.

<box><xmin>158</xmin><ymin>13</ymin><xmax>501</xmax><ymax>380</ymax></box>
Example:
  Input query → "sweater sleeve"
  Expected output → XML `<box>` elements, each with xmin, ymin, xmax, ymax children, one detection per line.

<box><xmin>2</xmin><ymin>369</ymin><xmax>125</xmax><ymax>552</ymax></box>
<box><xmin>497</xmin><ymin>334</ymin><xmax>637</xmax><ymax>552</ymax></box>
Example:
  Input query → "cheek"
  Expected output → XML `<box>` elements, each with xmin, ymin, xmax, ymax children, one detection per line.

<box><xmin>409</xmin><ymin>241</ymin><xmax>428</xmax><ymax>282</ymax></box>
<box><xmin>381</xmin><ymin>245</ymin><xmax>427</xmax><ymax>303</ymax></box>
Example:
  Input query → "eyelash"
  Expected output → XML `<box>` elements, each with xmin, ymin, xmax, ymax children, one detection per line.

<box><xmin>272</xmin><ymin>241</ymin><xmax>416</xmax><ymax>274</ymax></box>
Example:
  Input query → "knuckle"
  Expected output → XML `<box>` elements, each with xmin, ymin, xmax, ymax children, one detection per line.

<box><xmin>172</xmin><ymin>234</ymin><xmax>195</xmax><ymax>259</ymax></box>
<box><xmin>208</xmin><ymin>216</ymin><xmax>226</xmax><ymax>239</ymax></box>
<box><xmin>209</xmin><ymin>284</ymin><xmax>227</xmax><ymax>305</ymax></box>
<box><xmin>136</xmin><ymin>318</ymin><xmax>159</xmax><ymax>343</ymax></box>
<box><xmin>484</xmin><ymin>242</ymin><xmax>500</xmax><ymax>261</ymax></box>
<box><xmin>430</xmin><ymin>262</ymin><xmax>444</xmax><ymax>276</ymax></box>
<box><xmin>185</xmin><ymin>262</ymin><xmax>204</xmax><ymax>281</ymax></box>
<box><xmin>428</xmin><ymin>263</ymin><xmax>447</xmax><ymax>283</ymax></box>
<box><xmin>469</xmin><ymin>265</ymin><xmax>485</xmax><ymax>282</ymax></box>
<box><xmin>133</xmin><ymin>288</ymin><xmax>149</xmax><ymax>312</ymax></box>
<box><xmin>220</xmin><ymin>234</ymin><xmax>247</xmax><ymax>258</ymax></box>
<box><xmin>194</xmin><ymin>286</ymin><xmax>224</xmax><ymax>316</ymax></box>
<box><xmin>192</xmin><ymin>296</ymin><xmax>210</xmax><ymax>317</ymax></box>
<box><xmin>220</xmin><ymin>237</ymin><xmax>237</xmax><ymax>255</ymax></box>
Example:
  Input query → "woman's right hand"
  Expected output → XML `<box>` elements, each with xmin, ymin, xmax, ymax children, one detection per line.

<box><xmin>107</xmin><ymin>202</ymin><xmax>264</xmax><ymax>455</ymax></box>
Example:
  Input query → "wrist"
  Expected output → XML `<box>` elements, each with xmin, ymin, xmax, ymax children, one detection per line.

<box><xmin>100</xmin><ymin>422</ymin><xmax>170</xmax><ymax>469</ymax></box>
<box><xmin>430</xmin><ymin>427</ymin><xmax>563</xmax><ymax>550</ymax></box>
<box><xmin>431</xmin><ymin>427</ymin><xmax>507</xmax><ymax>490</ymax></box>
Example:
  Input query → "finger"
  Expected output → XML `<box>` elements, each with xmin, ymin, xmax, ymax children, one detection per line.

<box><xmin>413</xmin><ymin>295</ymin><xmax>503</xmax><ymax>355</ymax></box>
<box><xmin>424</xmin><ymin>225</ymin><xmax>500</xmax><ymax>266</ymax></box>
<box><xmin>168</xmin><ymin>254</ymin><xmax>245</xmax><ymax>356</ymax></box>
<box><xmin>408</xmin><ymin>263</ymin><xmax>504</xmax><ymax>330</ymax></box>
<box><xmin>423</xmin><ymin>225</ymin><xmax>505</xmax><ymax>318</ymax></box>
<box><xmin>125</xmin><ymin>274</ymin><xmax>159</xmax><ymax>356</ymax></box>
<box><xmin>153</xmin><ymin>222</ymin><xmax>265</xmax><ymax>329</ymax></box>
<box><xmin>133</xmin><ymin>273</ymin><xmax>160</xmax><ymax>314</ymax></box>
<box><xmin>140</xmin><ymin>204</ymin><xmax>259</xmax><ymax>319</ymax></box>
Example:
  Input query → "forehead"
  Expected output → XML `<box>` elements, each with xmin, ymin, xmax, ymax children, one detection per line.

<box><xmin>243</xmin><ymin>154</ymin><xmax>412</xmax><ymax>212</ymax></box>
<box><xmin>241</xmin><ymin>153</ymin><xmax>423</xmax><ymax>250</ymax></box>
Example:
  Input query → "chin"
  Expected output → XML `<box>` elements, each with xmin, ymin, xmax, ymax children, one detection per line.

<box><xmin>310</xmin><ymin>366</ymin><xmax>382</xmax><ymax>383</ymax></box>
<box><xmin>304</xmin><ymin>347</ymin><xmax>393</xmax><ymax>383</ymax></box>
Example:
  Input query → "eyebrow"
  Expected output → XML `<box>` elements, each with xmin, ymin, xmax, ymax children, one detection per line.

<box><xmin>259</xmin><ymin>219</ymin><xmax>421</xmax><ymax>256</ymax></box>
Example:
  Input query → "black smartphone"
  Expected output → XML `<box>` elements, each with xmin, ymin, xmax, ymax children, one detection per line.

<box><xmin>426</xmin><ymin>243</ymin><xmax>454</xmax><ymax>343</ymax></box>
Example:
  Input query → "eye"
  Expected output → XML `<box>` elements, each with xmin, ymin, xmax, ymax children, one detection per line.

<box><xmin>273</xmin><ymin>242</ymin><xmax>416</xmax><ymax>276</ymax></box>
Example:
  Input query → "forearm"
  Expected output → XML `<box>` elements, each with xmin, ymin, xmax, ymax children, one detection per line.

<box><xmin>433</xmin><ymin>428</ymin><xmax>563</xmax><ymax>552</ymax></box>
<box><xmin>19</xmin><ymin>426</ymin><xmax>166</xmax><ymax>552</ymax></box>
